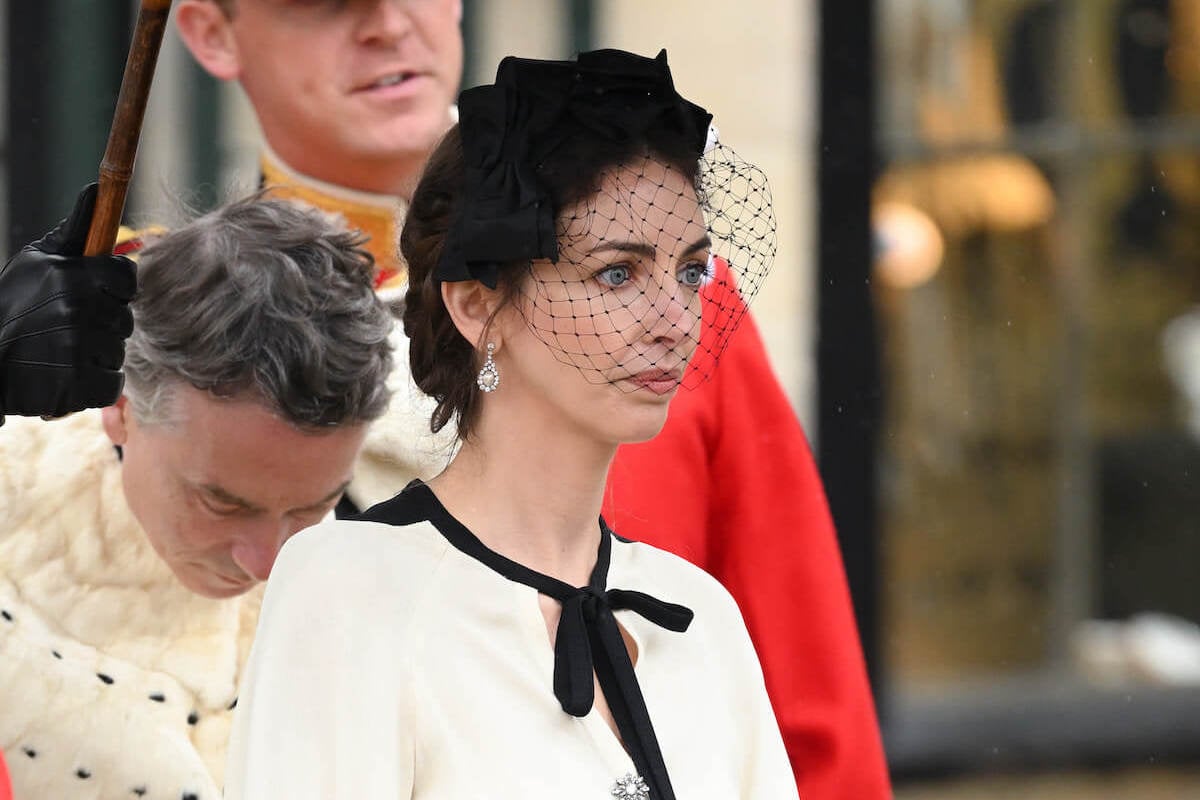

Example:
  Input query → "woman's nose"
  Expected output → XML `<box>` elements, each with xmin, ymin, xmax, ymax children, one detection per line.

<box><xmin>643</xmin><ymin>276</ymin><xmax>698</xmax><ymax>344</ymax></box>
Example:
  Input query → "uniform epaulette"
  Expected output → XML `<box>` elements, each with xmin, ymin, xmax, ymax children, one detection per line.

<box><xmin>113</xmin><ymin>225</ymin><xmax>168</xmax><ymax>260</ymax></box>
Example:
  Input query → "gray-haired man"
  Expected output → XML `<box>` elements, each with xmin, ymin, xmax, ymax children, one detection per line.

<box><xmin>0</xmin><ymin>195</ymin><xmax>393</xmax><ymax>799</ymax></box>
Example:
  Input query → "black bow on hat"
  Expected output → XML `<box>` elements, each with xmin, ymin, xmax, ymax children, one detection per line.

<box><xmin>436</xmin><ymin>48</ymin><xmax>714</xmax><ymax>289</ymax></box>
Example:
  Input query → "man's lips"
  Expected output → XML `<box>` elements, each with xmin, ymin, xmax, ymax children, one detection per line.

<box><xmin>353</xmin><ymin>70</ymin><xmax>426</xmax><ymax>93</ymax></box>
<box><xmin>627</xmin><ymin>369</ymin><xmax>684</xmax><ymax>395</ymax></box>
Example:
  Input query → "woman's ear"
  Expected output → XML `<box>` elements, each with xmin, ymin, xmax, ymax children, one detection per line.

<box><xmin>176</xmin><ymin>0</ymin><xmax>242</xmax><ymax>82</ymax></box>
<box><xmin>441</xmin><ymin>280</ymin><xmax>506</xmax><ymax>351</ymax></box>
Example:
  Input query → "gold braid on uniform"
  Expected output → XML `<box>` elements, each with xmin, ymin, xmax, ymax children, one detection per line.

<box><xmin>259</xmin><ymin>145</ymin><xmax>410</xmax><ymax>295</ymax></box>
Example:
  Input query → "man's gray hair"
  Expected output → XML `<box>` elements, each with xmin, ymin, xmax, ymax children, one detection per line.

<box><xmin>125</xmin><ymin>194</ymin><xmax>394</xmax><ymax>428</ymax></box>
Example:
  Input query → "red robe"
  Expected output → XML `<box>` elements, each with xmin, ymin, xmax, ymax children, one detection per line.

<box><xmin>603</xmin><ymin>263</ymin><xmax>891</xmax><ymax>798</ymax></box>
<box><xmin>0</xmin><ymin>749</ymin><xmax>11</xmax><ymax>800</ymax></box>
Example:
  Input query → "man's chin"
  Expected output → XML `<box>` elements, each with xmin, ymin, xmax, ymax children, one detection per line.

<box><xmin>201</xmin><ymin>583</ymin><xmax>254</xmax><ymax>600</ymax></box>
<box><xmin>365</xmin><ymin>106</ymin><xmax>454</xmax><ymax>156</ymax></box>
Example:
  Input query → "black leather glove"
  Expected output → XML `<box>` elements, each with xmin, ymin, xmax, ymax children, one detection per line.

<box><xmin>0</xmin><ymin>183</ymin><xmax>137</xmax><ymax>423</ymax></box>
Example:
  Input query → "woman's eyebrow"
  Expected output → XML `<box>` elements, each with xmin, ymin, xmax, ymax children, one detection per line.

<box><xmin>590</xmin><ymin>235</ymin><xmax>712</xmax><ymax>260</ymax></box>
<box><xmin>680</xmin><ymin>235</ymin><xmax>713</xmax><ymax>257</ymax></box>
<box><xmin>590</xmin><ymin>240</ymin><xmax>656</xmax><ymax>259</ymax></box>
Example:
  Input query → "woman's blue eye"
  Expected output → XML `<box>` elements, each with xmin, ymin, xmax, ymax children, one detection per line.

<box><xmin>597</xmin><ymin>265</ymin><xmax>633</xmax><ymax>287</ymax></box>
<box><xmin>679</xmin><ymin>262</ymin><xmax>706</xmax><ymax>288</ymax></box>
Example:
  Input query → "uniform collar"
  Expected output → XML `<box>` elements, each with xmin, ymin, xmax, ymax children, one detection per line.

<box><xmin>259</xmin><ymin>145</ymin><xmax>410</xmax><ymax>295</ymax></box>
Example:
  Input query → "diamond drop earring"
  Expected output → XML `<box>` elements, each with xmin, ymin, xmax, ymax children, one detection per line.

<box><xmin>476</xmin><ymin>342</ymin><xmax>500</xmax><ymax>393</ymax></box>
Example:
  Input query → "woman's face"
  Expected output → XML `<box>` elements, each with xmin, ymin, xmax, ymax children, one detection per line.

<box><xmin>495</xmin><ymin>157</ymin><xmax>709</xmax><ymax>446</ymax></box>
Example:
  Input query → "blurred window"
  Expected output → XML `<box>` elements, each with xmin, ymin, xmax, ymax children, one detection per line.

<box><xmin>876</xmin><ymin>0</ymin><xmax>1200</xmax><ymax>775</ymax></box>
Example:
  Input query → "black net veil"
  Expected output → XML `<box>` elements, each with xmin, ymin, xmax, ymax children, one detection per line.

<box><xmin>436</xmin><ymin>49</ymin><xmax>776</xmax><ymax>392</ymax></box>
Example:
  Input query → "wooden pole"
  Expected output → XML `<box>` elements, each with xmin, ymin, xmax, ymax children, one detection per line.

<box><xmin>83</xmin><ymin>0</ymin><xmax>173</xmax><ymax>256</ymax></box>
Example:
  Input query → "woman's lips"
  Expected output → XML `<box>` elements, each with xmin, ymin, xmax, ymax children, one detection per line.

<box><xmin>627</xmin><ymin>369</ymin><xmax>683</xmax><ymax>395</ymax></box>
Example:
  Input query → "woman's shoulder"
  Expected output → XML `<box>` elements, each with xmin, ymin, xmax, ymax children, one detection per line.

<box><xmin>264</xmin><ymin>517</ymin><xmax>451</xmax><ymax>622</ymax></box>
<box><xmin>280</xmin><ymin>515</ymin><xmax>447</xmax><ymax>572</ymax></box>
<box><xmin>609</xmin><ymin>534</ymin><xmax>744</xmax><ymax>625</ymax></box>
<box><xmin>611</xmin><ymin>536</ymin><xmax>768</xmax><ymax>690</ymax></box>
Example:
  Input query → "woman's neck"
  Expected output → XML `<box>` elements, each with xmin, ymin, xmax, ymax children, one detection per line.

<box><xmin>428</xmin><ymin>408</ymin><xmax>615</xmax><ymax>588</ymax></box>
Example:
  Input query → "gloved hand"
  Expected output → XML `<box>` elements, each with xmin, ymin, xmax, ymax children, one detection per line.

<box><xmin>0</xmin><ymin>184</ymin><xmax>136</xmax><ymax>424</ymax></box>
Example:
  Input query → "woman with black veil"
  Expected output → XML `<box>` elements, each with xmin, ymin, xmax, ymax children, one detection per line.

<box><xmin>225</xmin><ymin>48</ymin><xmax>793</xmax><ymax>800</ymax></box>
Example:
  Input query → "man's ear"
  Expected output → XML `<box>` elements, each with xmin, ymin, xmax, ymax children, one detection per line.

<box><xmin>440</xmin><ymin>280</ymin><xmax>506</xmax><ymax>352</ymax></box>
<box><xmin>176</xmin><ymin>0</ymin><xmax>242</xmax><ymax>81</ymax></box>
<box><xmin>101</xmin><ymin>396</ymin><xmax>131</xmax><ymax>447</ymax></box>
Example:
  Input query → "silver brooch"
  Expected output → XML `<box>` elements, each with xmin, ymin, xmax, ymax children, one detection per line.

<box><xmin>611</xmin><ymin>773</ymin><xmax>649</xmax><ymax>799</ymax></box>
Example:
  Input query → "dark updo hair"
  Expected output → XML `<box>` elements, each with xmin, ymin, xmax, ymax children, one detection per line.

<box><xmin>401</xmin><ymin>122</ymin><xmax>704</xmax><ymax>441</ymax></box>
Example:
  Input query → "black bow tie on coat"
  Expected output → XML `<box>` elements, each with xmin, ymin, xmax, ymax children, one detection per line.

<box><xmin>358</xmin><ymin>480</ymin><xmax>695</xmax><ymax>800</ymax></box>
<box><xmin>538</xmin><ymin>545</ymin><xmax>694</xmax><ymax>719</ymax></box>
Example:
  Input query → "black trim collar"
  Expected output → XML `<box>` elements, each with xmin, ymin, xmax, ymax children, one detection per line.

<box><xmin>357</xmin><ymin>480</ymin><xmax>693</xmax><ymax>800</ymax></box>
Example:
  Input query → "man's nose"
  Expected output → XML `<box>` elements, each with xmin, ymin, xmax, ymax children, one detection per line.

<box><xmin>357</xmin><ymin>0</ymin><xmax>415</xmax><ymax>45</ymax></box>
<box><xmin>230</xmin><ymin>525</ymin><xmax>288</xmax><ymax>583</ymax></box>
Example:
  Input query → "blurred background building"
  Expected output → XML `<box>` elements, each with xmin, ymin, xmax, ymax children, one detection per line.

<box><xmin>7</xmin><ymin>0</ymin><xmax>1200</xmax><ymax>796</ymax></box>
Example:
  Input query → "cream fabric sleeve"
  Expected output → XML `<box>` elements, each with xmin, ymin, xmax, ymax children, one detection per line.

<box><xmin>224</xmin><ymin>521</ymin><xmax>443</xmax><ymax>800</ymax></box>
<box><xmin>640</xmin><ymin>546</ymin><xmax>801</xmax><ymax>800</ymax></box>
<box><xmin>721</xmin><ymin>597</ymin><xmax>803</xmax><ymax>799</ymax></box>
